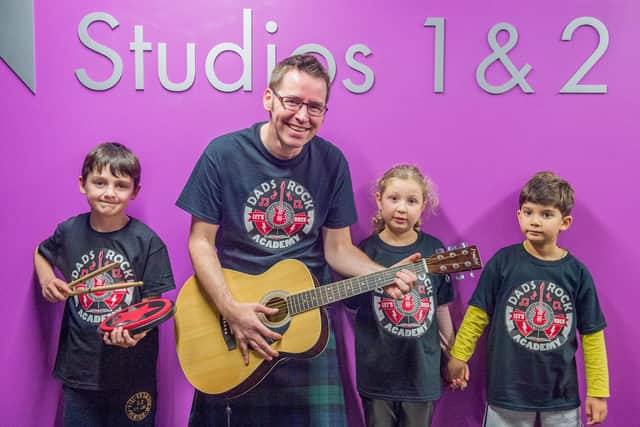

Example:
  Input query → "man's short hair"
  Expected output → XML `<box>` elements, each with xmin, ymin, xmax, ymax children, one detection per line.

<box><xmin>519</xmin><ymin>171</ymin><xmax>575</xmax><ymax>216</ymax></box>
<box><xmin>269</xmin><ymin>54</ymin><xmax>331</xmax><ymax>102</ymax></box>
<box><xmin>81</xmin><ymin>142</ymin><xmax>141</xmax><ymax>188</ymax></box>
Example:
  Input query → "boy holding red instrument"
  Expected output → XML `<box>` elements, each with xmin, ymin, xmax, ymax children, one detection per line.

<box><xmin>34</xmin><ymin>142</ymin><xmax>175</xmax><ymax>426</ymax></box>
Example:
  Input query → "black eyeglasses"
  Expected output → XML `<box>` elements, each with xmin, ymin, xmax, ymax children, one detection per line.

<box><xmin>271</xmin><ymin>89</ymin><xmax>328</xmax><ymax>117</ymax></box>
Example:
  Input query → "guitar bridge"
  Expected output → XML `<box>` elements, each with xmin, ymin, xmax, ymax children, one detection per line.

<box><xmin>220</xmin><ymin>316</ymin><xmax>237</xmax><ymax>351</ymax></box>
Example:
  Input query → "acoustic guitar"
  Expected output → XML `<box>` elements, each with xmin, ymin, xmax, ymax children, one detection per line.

<box><xmin>174</xmin><ymin>245</ymin><xmax>482</xmax><ymax>400</ymax></box>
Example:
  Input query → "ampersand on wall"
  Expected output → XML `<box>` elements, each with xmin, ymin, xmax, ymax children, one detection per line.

<box><xmin>476</xmin><ymin>22</ymin><xmax>534</xmax><ymax>94</ymax></box>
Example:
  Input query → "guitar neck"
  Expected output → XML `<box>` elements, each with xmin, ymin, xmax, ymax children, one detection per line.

<box><xmin>287</xmin><ymin>261</ymin><xmax>429</xmax><ymax>316</ymax></box>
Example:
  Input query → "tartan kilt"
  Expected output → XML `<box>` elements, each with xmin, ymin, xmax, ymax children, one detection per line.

<box><xmin>188</xmin><ymin>324</ymin><xmax>347</xmax><ymax>427</ymax></box>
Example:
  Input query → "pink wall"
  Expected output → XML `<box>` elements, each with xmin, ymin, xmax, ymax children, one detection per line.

<box><xmin>1</xmin><ymin>1</ymin><xmax>638</xmax><ymax>425</ymax></box>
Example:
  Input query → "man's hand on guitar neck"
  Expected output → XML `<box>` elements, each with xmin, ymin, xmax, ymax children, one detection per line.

<box><xmin>222</xmin><ymin>301</ymin><xmax>283</xmax><ymax>366</ymax></box>
<box><xmin>383</xmin><ymin>252</ymin><xmax>421</xmax><ymax>299</ymax></box>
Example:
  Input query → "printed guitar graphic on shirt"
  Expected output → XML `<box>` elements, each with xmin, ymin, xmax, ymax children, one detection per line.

<box><xmin>272</xmin><ymin>181</ymin><xmax>288</xmax><ymax>226</ymax></box>
<box><xmin>174</xmin><ymin>245</ymin><xmax>482</xmax><ymax>400</ymax></box>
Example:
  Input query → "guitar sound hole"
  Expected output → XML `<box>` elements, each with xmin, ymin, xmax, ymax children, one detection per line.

<box><xmin>264</xmin><ymin>297</ymin><xmax>288</xmax><ymax>323</ymax></box>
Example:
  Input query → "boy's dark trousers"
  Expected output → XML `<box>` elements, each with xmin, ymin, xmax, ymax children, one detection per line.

<box><xmin>63</xmin><ymin>385</ymin><xmax>156</xmax><ymax>427</ymax></box>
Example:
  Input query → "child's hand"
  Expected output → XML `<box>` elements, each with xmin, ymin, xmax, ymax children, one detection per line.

<box><xmin>103</xmin><ymin>327</ymin><xmax>147</xmax><ymax>348</ymax></box>
<box><xmin>41</xmin><ymin>278</ymin><xmax>72</xmax><ymax>303</ymax></box>
<box><xmin>585</xmin><ymin>396</ymin><xmax>607</xmax><ymax>424</ymax></box>
<box><xmin>447</xmin><ymin>357</ymin><xmax>469</xmax><ymax>390</ymax></box>
<box><xmin>384</xmin><ymin>253</ymin><xmax>421</xmax><ymax>299</ymax></box>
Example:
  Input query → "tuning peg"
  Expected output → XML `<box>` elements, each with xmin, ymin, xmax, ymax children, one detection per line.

<box><xmin>469</xmin><ymin>271</ymin><xmax>475</xmax><ymax>278</ymax></box>
<box><xmin>459</xmin><ymin>242</ymin><xmax>467</xmax><ymax>248</ymax></box>
<box><xmin>435</xmin><ymin>248</ymin><xmax>445</xmax><ymax>254</ymax></box>
<box><xmin>447</xmin><ymin>245</ymin><xmax>456</xmax><ymax>251</ymax></box>
<box><xmin>455</xmin><ymin>273</ymin><xmax>465</xmax><ymax>280</ymax></box>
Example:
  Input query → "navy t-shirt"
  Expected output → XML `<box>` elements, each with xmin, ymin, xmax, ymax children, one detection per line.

<box><xmin>176</xmin><ymin>122</ymin><xmax>357</xmax><ymax>285</ymax></box>
<box><xmin>38</xmin><ymin>214</ymin><xmax>176</xmax><ymax>390</ymax></box>
<box><xmin>349</xmin><ymin>232</ymin><xmax>454</xmax><ymax>401</ymax></box>
<box><xmin>469</xmin><ymin>244</ymin><xmax>606</xmax><ymax>411</ymax></box>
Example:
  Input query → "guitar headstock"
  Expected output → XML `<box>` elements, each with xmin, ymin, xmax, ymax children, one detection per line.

<box><xmin>424</xmin><ymin>244</ymin><xmax>483</xmax><ymax>279</ymax></box>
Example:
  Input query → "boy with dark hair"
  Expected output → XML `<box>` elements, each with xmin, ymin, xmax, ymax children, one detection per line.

<box><xmin>34</xmin><ymin>142</ymin><xmax>175</xmax><ymax>426</ymax></box>
<box><xmin>448</xmin><ymin>171</ymin><xmax>609</xmax><ymax>426</ymax></box>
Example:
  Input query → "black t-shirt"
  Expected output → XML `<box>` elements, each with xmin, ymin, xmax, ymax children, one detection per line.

<box><xmin>176</xmin><ymin>122</ymin><xmax>357</xmax><ymax>285</ymax></box>
<box><xmin>469</xmin><ymin>244</ymin><xmax>606</xmax><ymax>411</ymax></box>
<box><xmin>349</xmin><ymin>232</ymin><xmax>454</xmax><ymax>401</ymax></box>
<box><xmin>38</xmin><ymin>213</ymin><xmax>176</xmax><ymax>390</ymax></box>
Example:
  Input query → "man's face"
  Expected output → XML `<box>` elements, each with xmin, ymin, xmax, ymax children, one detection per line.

<box><xmin>263</xmin><ymin>69</ymin><xmax>328</xmax><ymax>159</ymax></box>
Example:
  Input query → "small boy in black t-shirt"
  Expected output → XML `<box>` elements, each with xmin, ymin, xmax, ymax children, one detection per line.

<box><xmin>34</xmin><ymin>143</ymin><xmax>175</xmax><ymax>426</ymax></box>
<box><xmin>448</xmin><ymin>171</ymin><xmax>609</xmax><ymax>426</ymax></box>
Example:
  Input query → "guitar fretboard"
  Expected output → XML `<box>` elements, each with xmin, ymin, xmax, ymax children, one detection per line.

<box><xmin>287</xmin><ymin>261</ymin><xmax>429</xmax><ymax>316</ymax></box>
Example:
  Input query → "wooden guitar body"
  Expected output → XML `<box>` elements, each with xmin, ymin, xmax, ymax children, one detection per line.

<box><xmin>174</xmin><ymin>259</ymin><xmax>329</xmax><ymax>399</ymax></box>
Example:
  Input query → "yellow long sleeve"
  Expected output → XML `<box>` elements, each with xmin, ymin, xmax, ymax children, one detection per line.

<box><xmin>450</xmin><ymin>305</ymin><xmax>489</xmax><ymax>362</ymax></box>
<box><xmin>582</xmin><ymin>330</ymin><xmax>610</xmax><ymax>398</ymax></box>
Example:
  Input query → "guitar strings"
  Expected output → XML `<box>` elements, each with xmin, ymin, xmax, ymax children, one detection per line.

<box><xmin>267</xmin><ymin>302</ymin><xmax>287</xmax><ymax>309</ymax></box>
<box><xmin>275</xmin><ymin>249</ymin><xmax>480</xmax><ymax>315</ymax></box>
<box><xmin>266</xmin><ymin>301</ymin><xmax>288</xmax><ymax>311</ymax></box>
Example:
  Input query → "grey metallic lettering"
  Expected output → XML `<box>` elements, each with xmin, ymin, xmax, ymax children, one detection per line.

<box><xmin>424</xmin><ymin>17</ymin><xmax>445</xmax><ymax>93</ymax></box>
<box><xmin>75</xmin><ymin>12</ymin><xmax>123</xmax><ymax>91</ymax></box>
<box><xmin>343</xmin><ymin>44</ymin><xmax>374</xmax><ymax>94</ymax></box>
<box><xmin>130</xmin><ymin>25</ymin><xmax>152</xmax><ymax>90</ymax></box>
<box><xmin>559</xmin><ymin>17</ymin><xmax>608</xmax><ymax>94</ymax></box>
<box><xmin>266</xmin><ymin>20</ymin><xmax>278</xmax><ymax>84</ymax></box>
<box><xmin>158</xmin><ymin>42</ymin><xmax>196</xmax><ymax>92</ymax></box>
<box><xmin>476</xmin><ymin>23</ymin><xmax>534</xmax><ymax>94</ymax></box>
<box><xmin>72</xmin><ymin>9</ymin><xmax>374</xmax><ymax>94</ymax></box>
<box><xmin>205</xmin><ymin>8</ymin><xmax>252</xmax><ymax>92</ymax></box>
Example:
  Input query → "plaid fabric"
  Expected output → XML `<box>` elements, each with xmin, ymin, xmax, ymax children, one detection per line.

<box><xmin>189</xmin><ymin>324</ymin><xmax>347</xmax><ymax>427</ymax></box>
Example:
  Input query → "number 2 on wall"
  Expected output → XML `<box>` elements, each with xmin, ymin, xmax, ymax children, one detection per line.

<box><xmin>423</xmin><ymin>16</ymin><xmax>609</xmax><ymax>94</ymax></box>
<box><xmin>560</xmin><ymin>17</ymin><xmax>609</xmax><ymax>94</ymax></box>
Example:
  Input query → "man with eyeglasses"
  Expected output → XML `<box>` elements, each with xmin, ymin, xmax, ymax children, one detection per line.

<box><xmin>177</xmin><ymin>54</ymin><xmax>417</xmax><ymax>426</ymax></box>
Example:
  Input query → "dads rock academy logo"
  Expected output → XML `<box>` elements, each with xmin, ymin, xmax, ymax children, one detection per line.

<box><xmin>71</xmin><ymin>248</ymin><xmax>136</xmax><ymax>324</ymax></box>
<box><xmin>244</xmin><ymin>178</ymin><xmax>314</xmax><ymax>250</ymax></box>
<box><xmin>374</xmin><ymin>274</ymin><xmax>434</xmax><ymax>338</ymax></box>
<box><xmin>505</xmin><ymin>280</ymin><xmax>573</xmax><ymax>352</ymax></box>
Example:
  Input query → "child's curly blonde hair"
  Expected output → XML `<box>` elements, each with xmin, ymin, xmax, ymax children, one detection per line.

<box><xmin>371</xmin><ymin>164</ymin><xmax>439</xmax><ymax>233</ymax></box>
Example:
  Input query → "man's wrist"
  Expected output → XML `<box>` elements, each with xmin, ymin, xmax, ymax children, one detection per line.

<box><xmin>217</xmin><ymin>296</ymin><xmax>239</xmax><ymax>319</ymax></box>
